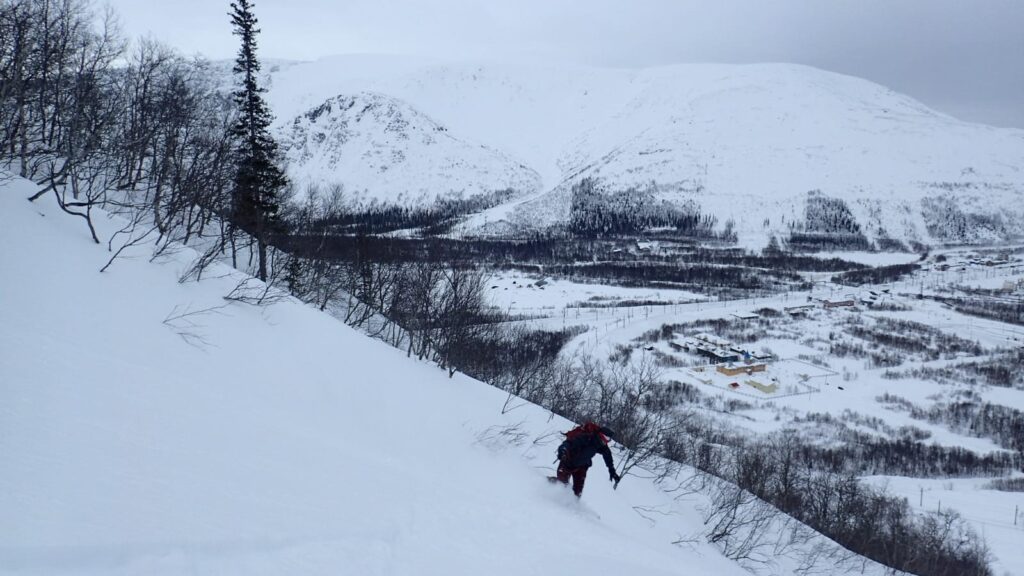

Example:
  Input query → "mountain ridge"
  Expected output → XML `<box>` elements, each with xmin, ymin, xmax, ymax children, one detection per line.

<box><xmin>264</xmin><ymin>56</ymin><xmax>1024</xmax><ymax>248</ymax></box>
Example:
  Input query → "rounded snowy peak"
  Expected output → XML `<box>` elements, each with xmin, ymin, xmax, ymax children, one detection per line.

<box><xmin>278</xmin><ymin>91</ymin><xmax>542</xmax><ymax>208</ymax></box>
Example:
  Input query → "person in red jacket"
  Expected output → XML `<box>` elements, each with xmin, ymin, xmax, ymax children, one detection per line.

<box><xmin>552</xmin><ymin>422</ymin><xmax>620</xmax><ymax>497</ymax></box>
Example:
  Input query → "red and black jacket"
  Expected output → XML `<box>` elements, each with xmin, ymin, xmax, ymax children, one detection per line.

<box><xmin>557</xmin><ymin>423</ymin><xmax>615</xmax><ymax>471</ymax></box>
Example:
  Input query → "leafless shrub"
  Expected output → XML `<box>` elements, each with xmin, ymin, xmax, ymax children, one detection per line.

<box><xmin>161</xmin><ymin>303</ymin><xmax>227</xmax><ymax>349</ymax></box>
<box><xmin>475</xmin><ymin>422</ymin><xmax>529</xmax><ymax>452</ymax></box>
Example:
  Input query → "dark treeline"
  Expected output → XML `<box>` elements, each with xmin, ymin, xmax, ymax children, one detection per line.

<box><xmin>447</xmin><ymin>324</ymin><xmax>586</xmax><ymax>392</ymax></box>
<box><xmin>789</xmin><ymin>419</ymin><xmax>1020</xmax><ymax>477</ymax></box>
<box><xmin>523</xmin><ymin>262</ymin><xmax>804</xmax><ymax>291</ymax></box>
<box><xmin>986</xmin><ymin>477</ymin><xmax>1024</xmax><ymax>492</ymax></box>
<box><xmin>802</xmin><ymin>192</ymin><xmax>863</xmax><ymax>235</ymax></box>
<box><xmin>930</xmin><ymin>295</ymin><xmax>1024</xmax><ymax>326</ymax></box>
<box><xmin>843</xmin><ymin>317</ymin><xmax>984</xmax><ymax>360</ymax></box>
<box><xmin>831</xmin><ymin>316</ymin><xmax>984</xmax><ymax>368</ymax></box>
<box><xmin>787</xmin><ymin>231</ymin><xmax>872</xmax><ymax>251</ymax></box>
<box><xmin>966</xmin><ymin>352</ymin><xmax>1023</xmax><ymax>388</ymax></box>
<box><xmin>744</xmin><ymin>251</ymin><xmax>865</xmax><ymax>273</ymax></box>
<box><xmin>879</xmin><ymin>393</ymin><xmax>1024</xmax><ymax>455</ymax></box>
<box><xmin>568</xmin><ymin>177</ymin><xmax>722</xmax><ymax>238</ymax></box>
<box><xmin>282</xmin><ymin>233</ymin><xmax>857</xmax><ymax>295</ymax></box>
<box><xmin>281</xmin><ymin>233</ymin><xmax>563</xmax><ymax>264</ymax></box>
<box><xmin>935</xmin><ymin>402</ymin><xmax>1024</xmax><ymax>454</ymax></box>
<box><xmin>286</xmin><ymin>231</ymin><xmax>867</xmax><ymax>272</ymax></box>
<box><xmin>833</xmin><ymin>262</ymin><xmax>921</xmax><ymax>286</ymax></box>
<box><xmin>663</xmin><ymin>317</ymin><xmax>772</xmax><ymax>344</ymax></box>
<box><xmin>890</xmin><ymin>349</ymin><xmax>1024</xmax><ymax>389</ymax></box>
<box><xmin>875</xmin><ymin>236</ymin><xmax>911</xmax><ymax>252</ymax></box>
<box><xmin>787</xmin><ymin>192</ymin><xmax>871</xmax><ymax>251</ymax></box>
<box><xmin>316</xmin><ymin>187</ymin><xmax>519</xmax><ymax>235</ymax></box>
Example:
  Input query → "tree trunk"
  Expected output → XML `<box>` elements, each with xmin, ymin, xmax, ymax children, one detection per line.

<box><xmin>258</xmin><ymin>239</ymin><xmax>267</xmax><ymax>281</ymax></box>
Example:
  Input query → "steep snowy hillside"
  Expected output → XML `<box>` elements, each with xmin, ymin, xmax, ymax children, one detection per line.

<box><xmin>510</xmin><ymin>64</ymin><xmax>1024</xmax><ymax>248</ymax></box>
<box><xmin>264</xmin><ymin>56</ymin><xmax>1024</xmax><ymax>248</ymax></box>
<box><xmin>278</xmin><ymin>92</ymin><xmax>541</xmax><ymax>207</ymax></box>
<box><xmin>0</xmin><ymin>176</ymin><xmax>768</xmax><ymax>575</ymax></box>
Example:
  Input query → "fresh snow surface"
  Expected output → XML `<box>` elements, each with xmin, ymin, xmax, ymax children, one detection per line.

<box><xmin>0</xmin><ymin>177</ymin><xmax>762</xmax><ymax>575</ymax></box>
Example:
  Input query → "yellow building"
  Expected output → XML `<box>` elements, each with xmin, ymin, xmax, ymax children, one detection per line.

<box><xmin>745</xmin><ymin>379</ymin><xmax>778</xmax><ymax>394</ymax></box>
<box><xmin>716</xmin><ymin>363</ymin><xmax>767</xmax><ymax>377</ymax></box>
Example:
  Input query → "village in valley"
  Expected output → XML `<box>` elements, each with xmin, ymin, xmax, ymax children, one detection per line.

<box><xmin>489</xmin><ymin>245</ymin><xmax>1022</xmax><ymax>407</ymax></box>
<box><xmin>481</xmin><ymin>243</ymin><xmax>1024</xmax><ymax>565</ymax></box>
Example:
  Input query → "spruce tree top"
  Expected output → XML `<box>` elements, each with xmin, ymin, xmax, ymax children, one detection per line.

<box><xmin>230</xmin><ymin>0</ymin><xmax>261</xmax><ymax>78</ymax></box>
<box><xmin>229</xmin><ymin>0</ymin><xmax>275</xmax><ymax>146</ymax></box>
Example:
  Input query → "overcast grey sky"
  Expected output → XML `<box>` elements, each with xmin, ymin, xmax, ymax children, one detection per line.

<box><xmin>105</xmin><ymin>0</ymin><xmax>1024</xmax><ymax>128</ymax></box>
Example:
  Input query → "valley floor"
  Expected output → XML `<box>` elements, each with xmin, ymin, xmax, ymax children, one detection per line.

<box><xmin>486</xmin><ymin>253</ymin><xmax>1024</xmax><ymax>574</ymax></box>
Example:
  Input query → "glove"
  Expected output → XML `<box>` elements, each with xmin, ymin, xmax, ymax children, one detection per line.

<box><xmin>609</xmin><ymin>469</ymin><xmax>621</xmax><ymax>483</ymax></box>
<box><xmin>557</xmin><ymin>444</ymin><xmax>569</xmax><ymax>461</ymax></box>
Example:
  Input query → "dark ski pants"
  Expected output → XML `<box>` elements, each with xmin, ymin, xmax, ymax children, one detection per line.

<box><xmin>556</xmin><ymin>464</ymin><xmax>588</xmax><ymax>496</ymax></box>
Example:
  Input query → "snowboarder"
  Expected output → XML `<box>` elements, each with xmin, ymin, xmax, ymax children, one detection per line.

<box><xmin>552</xmin><ymin>421</ymin><xmax>620</xmax><ymax>497</ymax></box>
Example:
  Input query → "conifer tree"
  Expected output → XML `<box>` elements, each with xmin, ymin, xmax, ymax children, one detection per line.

<box><xmin>228</xmin><ymin>0</ymin><xmax>287</xmax><ymax>281</ymax></box>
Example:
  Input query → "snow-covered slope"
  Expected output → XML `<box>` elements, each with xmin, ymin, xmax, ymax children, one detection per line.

<box><xmin>0</xmin><ymin>177</ymin><xmax>760</xmax><ymax>574</ymax></box>
<box><xmin>264</xmin><ymin>56</ymin><xmax>1024</xmax><ymax>248</ymax></box>
<box><xmin>279</xmin><ymin>92</ymin><xmax>541</xmax><ymax>206</ymax></box>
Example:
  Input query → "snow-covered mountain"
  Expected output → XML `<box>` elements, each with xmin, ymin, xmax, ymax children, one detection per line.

<box><xmin>278</xmin><ymin>92</ymin><xmax>541</xmax><ymax>207</ymax></box>
<box><xmin>263</xmin><ymin>56</ymin><xmax>1024</xmax><ymax>248</ymax></box>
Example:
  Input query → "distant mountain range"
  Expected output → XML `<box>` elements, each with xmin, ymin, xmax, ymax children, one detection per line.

<box><xmin>257</xmin><ymin>55</ymin><xmax>1024</xmax><ymax>249</ymax></box>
